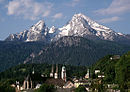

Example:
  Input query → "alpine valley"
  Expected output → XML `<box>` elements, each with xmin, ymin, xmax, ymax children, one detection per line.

<box><xmin>1</xmin><ymin>13</ymin><xmax>130</xmax><ymax>72</ymax></box>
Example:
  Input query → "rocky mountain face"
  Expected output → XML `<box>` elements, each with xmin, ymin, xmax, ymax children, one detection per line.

<box><xmin>5</xmin><ymin>13</ymin><xmax>128</xmax><ymax>43</ymax></box>
<box><xmin>57</xmin><ymin>14</ymin><xmax>124</xmax><ymax>41</ymax></box>
<box><xmin>0</xmin><ymin>36</ymin><xmax>130</xmax><ymax>71</ymax></box>
<box><xmin>6</xmin><ymin>20</ymin><xmax>50</xmax><ymax>42</ymax></box>
<box><xmin>23</xmin><ymin>36</ymin><xmax>130</xmax><ymax>65</ymax></box>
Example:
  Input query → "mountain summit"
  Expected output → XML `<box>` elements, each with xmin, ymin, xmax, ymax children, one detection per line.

<box><xmin>5</xmin><ymin>13</ymin><xmax>126</xmax><ymax>42</ymax></box>
<box><xmin>6</xmin><ymin>20</ymin><xmax>50</xmax><ymax>42</ymax></box>
<box><xmin>56</xmin><ymin>13</ymin><xmax>124</xmax><ymax>41</ymax></box>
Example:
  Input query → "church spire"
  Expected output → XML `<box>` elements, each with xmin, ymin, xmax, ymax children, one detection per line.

<box><xmin>56</xmin><ymin>64</ymin><xmax>58</xmax><ymax>73</ymax></box>
<box><xmin>54</xmin><ymin>64</ymin><xmax>58</xmax><ymax>79</ymax></box>
<box><xmin>50</xmin><ymin>64</ymin><xmax>54</xmax><ymax>77</ymax></box>
<box><xmin>51</xmin><ymin>64</ymin><xmax>54</xmax><ymax>73</ymax></box>
<box><xmin>85</xmin><ymin>68</ymin><xmax>90</xmax><ymax>79</ymax></box>
<box><xmin>61</xmin><ymin>66</ymin><xmax>66</xmax><ymax>82</ymax></box>
<box><xmin>32</xmin><ymin>67</ymin><xmax>35</xmax><ymax>74</ymax></box>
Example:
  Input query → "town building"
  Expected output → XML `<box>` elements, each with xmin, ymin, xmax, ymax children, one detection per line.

<box><xmin>63</xmin><ymin>81</ymin><xmax>74</xmax><ymax>88</ymax></box>
<box><xmin>95</xmin><ymin>70</ymin><xmax>100</xmax><ymax>74</ymax></box>
<box><xmin>110</xmin><ymin>55</ymin><xmax>120</xmax><ymax>60</ymax></box>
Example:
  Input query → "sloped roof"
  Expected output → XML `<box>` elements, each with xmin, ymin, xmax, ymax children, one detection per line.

<box><xmin>45</xmin><ymin>78</ymin><xmax>65</xmax><ymax>87</ymax></box>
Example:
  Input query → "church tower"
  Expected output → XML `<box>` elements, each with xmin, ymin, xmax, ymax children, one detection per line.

<box><xmin>85</xmin><ymin>69</ymin><xmax>90</xmax><ymax>79</ymax></box>
<box><xmin>61</xmin><ymin>66</ymin><xmax>66</xmax><ymax>82</ymax></box>
<box><xmin>54</xmin><ymin>64</ymin><xmax>58</xmax><ymax>79</ymax></box>
<box><xmin>32</xmin><ymin>67</ymin><xmax>35</xmax><ymax>74</ymax></box>
<box><xmin>50</xmin><ymin>64</ymin><xmax>54</xmax><ymax>77</ymax></box>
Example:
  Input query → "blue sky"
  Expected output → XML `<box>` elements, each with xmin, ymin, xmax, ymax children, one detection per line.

<box><xmin>0</xmin><ymin>0</ymin><xmax>130</xmax><ymax>40</ymax></box>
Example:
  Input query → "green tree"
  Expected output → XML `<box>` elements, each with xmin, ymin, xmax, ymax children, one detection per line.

<box><xmin>97</xmin><ymin>84</ymin><xmax>106</xmax><ymax>92</ymax></box>
<box><xmin>74</xmin><ymin>86</ymin><xmax>87</xmax><ymax>92</ymax></box>
<box><xmin>0</xmin><ymin>84</ymin><xmax>15</xmax><ymax>92</ymax></box>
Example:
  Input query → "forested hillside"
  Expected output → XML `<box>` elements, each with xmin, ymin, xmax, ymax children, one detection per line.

<box><xmin>91</xmin><ymin>51</ymin><xmax>130</xmax><ymax>91</ymax></box>
<box><xmin>0</xmin><ymin>41</ymin><xmax>45</xmax><ymax>72</ymax></box>
<box><xmin>0</xmin><ymin>37</ymin><xmax>130</xmax><ymax>72</ymax></box>
<box><xmin>0</xmin><ymin>51</ymin><xmax>130</xmax><ymax>91</ymax></box>
<box><xmin>27</xmin><ymin>36</ymin><xmax>130</xmax><ymax>66</ymax></box>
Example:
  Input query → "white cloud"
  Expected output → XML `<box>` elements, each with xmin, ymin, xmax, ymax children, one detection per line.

<box><xmin>95</xmin><ymin>0</ymin><xmax>130</xmax><ymax>15</ymax></box>
<box><xmin>52</xmin><ymin>13</ymin><xmax>63</xmax><ymax>19</ymax></box>
<box><xmin>6</xmin><ymin>0</ymin><xmax>53</xmax><ymax>20</ymax></box>
<box><xmin>66</xmin><ymin>0</ymin><xmax>80</xmax><ymax>7</ymax></box>
<box><xmin>98</xmin><ymin>16</ymin><xmax>120</xmax><ymax>23</ymax></box>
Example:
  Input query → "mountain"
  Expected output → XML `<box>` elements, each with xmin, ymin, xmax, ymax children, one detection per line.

<box><xmin>5</xmin><ymin>13</ymin><xmax>129</xmax><ymax>44</ymax></box>
<box><xmin>54</xmin><ymin>13</ymin><xmax>124</xmax><ymax>41</ymax></box>
<box><xmin>1</xmin><ymin>36</ymin><xmax>130</xmax><ymax>72</ymax></box>
<box><xmin>23</xmin><ymin>36</ymin><xmax>130</xmax><ymax>66</ymax></box>
<box><xmin>2</xmin><ymin>13</ymin><xmax>130</xmax><ymax>72</ymax></box>
<box><xmin>6</xmin><ymin>20</ymin><xmax>50</xmax><ymax>42</ymax></box>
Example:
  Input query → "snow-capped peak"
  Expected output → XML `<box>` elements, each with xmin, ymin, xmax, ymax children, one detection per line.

<box><xmin>58</xmin><ymin>13</ymin><xmax>93</xmax><ymax>37</ymax></box>
<box><xmin>73</xmin><ymin>13</ymin><xmax>90</xmax><ymax>21</ymax></box>
<box><xmin>49</xmin><ymin>26</ymin><xmax>56</xmax><ymax>33</ymax></box>
<box><xmin>31</xmin><ymin>20</ymin><xmax>46</xmax><ymax>32</ymax></box>
<box><xmin>73</xmin><ymin>13</ymin><xmax>111</xmax><ymax>31</ymax></box>
<box><xmin>5</xmin><ymin>13</ymin><xmax>126</xmax><ymax>42</ymax></box>
<box><xmin>57</xmin><ymin>13</ymin><xmax>125</xmax><ymax>41</ymax></box>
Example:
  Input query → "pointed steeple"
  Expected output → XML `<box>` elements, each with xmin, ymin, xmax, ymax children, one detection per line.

<box><xmin>85</xmin><ymin>69</ymin><xmax>90</xmax><ymax>79</ymax></box>
<box><xmin>50</xmin><ymin>64</ymin><xmax>54</xmax><ymax>77</ymax></box>
<box><xmin>32</xmin><ymin>67</ymin><xmax>35</xmax><ymax>74</ymax></box>
<box><xmin>56</xmin><ymin>64</ymin><xmax>58</xmax><ymax>73</ymax></box>
<box><xmin>61</xmin><ymin>66</ymin><xmax>66</xmax><ymax>82</ymax></box>
<box><xmin>54</xmin><ymin>64</ymin><xmax>58</xmax><ymax>79</ymax></box>
<box><xmin>51</xmin><ymin>64</ymin><xmax>54</xmax><ymax>73</ymax></box>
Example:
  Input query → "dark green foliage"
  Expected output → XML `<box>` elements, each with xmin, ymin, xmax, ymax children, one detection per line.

<box><xmin>0</xmin><ymin>41</ymin><xmax>45</xmax><ymax>72</ymax></box>
<box><xmin>0</xmin><ymin>51</ymin><xmax>130</xmax><ymax>91</ymax></box>
<box><xmin>91</xmin><ymin>82</ymin><xmax>106</xmax><ymax>92</ymax></box>
<box><xmin>0</xmin><ymin>84</ymin><xmax>15</xmax><ymax>92</ymax></box>
<box><xmin>74</xmin><ymin>86</ymin><xmax>87</xmax><ymax>92</ymax></box>
<box><xmin>0</xmin><ymin>63</ymin><xmax>87</xmax><ymax>83</ymax></box>
<box><xmin>32</xmin><ymin>37</ymin><xmax>130</xmax><ymax>66</ymax></box>
<box><xmin>91</xmin><ymin>55</ymin><xmax>118</xmax><ymax>83</ymax></box>
<box><xmin>115</xmin><ymin>51</ymin><xmax>130</xmax><ymax>91</ymax></box>
<box><xmin>0</xmin><ymin>36</ymin><xmax>130</xmax><ymax>72</ymax></box>
<box><xmin>97</xmin><ymin>84</ymin><xmax>106</xmax><ymax>92</ymax></box>
<box><xmin>91</xmin><ymin>51</ymin><xmax>130</xmax><ymax>91</ymax></box>
<box><xmin>0</xmin><ymin>79</ymin><xmax>15</xmax><ymax>92</ymax></box>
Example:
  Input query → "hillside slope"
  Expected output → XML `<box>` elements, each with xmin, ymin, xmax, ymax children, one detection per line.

<box><xmin>0</xmin><ymin>41</ymin><xmax>45</xmax><ymax>72</ymax></box>
<box><xmin>91</xmin><ymin>51</ymin><xmax>130</xmax><ymax>91</ymax></box>
<box><xmin>0</xmin><ymin>36</ymin><xmax>130</xmax><ymax>72</ymax></box>
<box><xmin>25</xmin><ymin>36</ymin><xmax>130</xmax><ymax>66</ymax></box>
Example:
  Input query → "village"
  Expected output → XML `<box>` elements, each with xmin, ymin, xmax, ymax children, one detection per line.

<box><xmin>10</xmin><ymin>61</ymin><xmax>121</xmax><ymax>92</ymax></box>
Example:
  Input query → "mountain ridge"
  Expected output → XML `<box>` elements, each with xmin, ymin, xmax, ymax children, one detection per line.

<box><xmin>5</xmin><ymin>13</ymin><xmax>128</xmax><ymax>44</ymax></box>
<box><xmin>23</xmin><ymin>36</ymin><xmax>130</xmax><ymax>65</ymax></box>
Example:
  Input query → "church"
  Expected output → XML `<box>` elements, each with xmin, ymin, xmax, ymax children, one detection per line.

<box><xmin>50</xmin><ymin>64</ymin><xmax>67</xmax><ymax>82</ymax></box>
<box><xmin>22</xmin><ymin>64</ymin><xmax>67</xmax><ymax>90</ymax></box>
